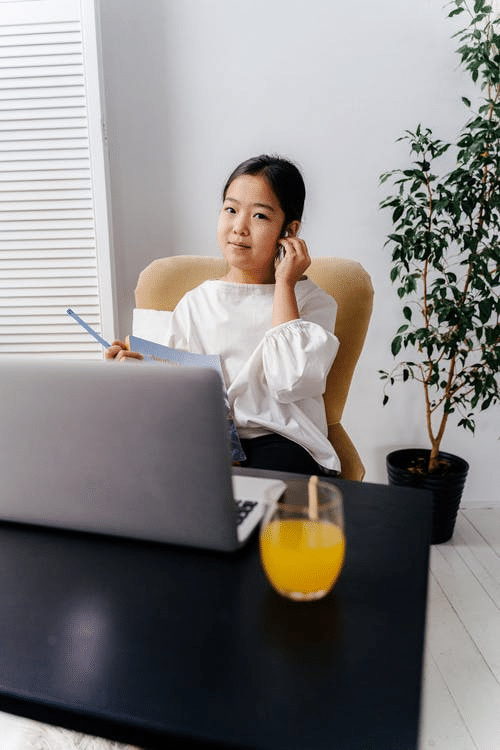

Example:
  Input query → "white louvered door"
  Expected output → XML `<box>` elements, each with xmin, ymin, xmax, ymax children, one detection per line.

<box><xmin>0</xmin><ymin>0</ymin><xmax>115</xmax><ymax>358</ymax></box>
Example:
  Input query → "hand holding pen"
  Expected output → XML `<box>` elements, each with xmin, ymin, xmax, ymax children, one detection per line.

<box><xmin>105</xmin><ymin>340</ymin><xmax>143</xmax><ymax>362</ymax></box>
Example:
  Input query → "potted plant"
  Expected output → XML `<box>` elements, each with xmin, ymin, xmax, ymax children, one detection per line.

<box><xmin>379</xmin><ymin>0</ymin><xmax>500</xmax><ymax>543</ymax></box>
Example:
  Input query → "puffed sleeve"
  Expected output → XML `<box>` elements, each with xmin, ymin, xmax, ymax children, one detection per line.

<box><xmin>262</xmin><ymin>319</ymin><xmax>339</xmax><ymax>403</ymax></box>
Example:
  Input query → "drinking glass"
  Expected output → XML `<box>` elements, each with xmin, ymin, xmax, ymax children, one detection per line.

<box><xmin>259</xmin><ymin>477</ymin><xmax>345</xmax><ymax>601</ymax></box>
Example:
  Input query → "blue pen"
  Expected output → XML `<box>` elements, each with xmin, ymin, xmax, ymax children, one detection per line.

<box><xmin>66</xmin><ymin>308</ymin><xmax>111</xmax><ymax>349</ymax></box>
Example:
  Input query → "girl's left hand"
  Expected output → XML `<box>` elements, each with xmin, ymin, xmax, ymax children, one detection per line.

<box><xmin>274</xmin><ymin>237</ymin><xmax>311</xmax><ymax>286</ymax></box>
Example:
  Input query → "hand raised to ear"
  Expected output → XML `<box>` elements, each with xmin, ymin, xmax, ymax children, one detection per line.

<box><xmin>274</xmin><ymin>237</ymin><xmax>311</xmax><ymax>287</ymax></box>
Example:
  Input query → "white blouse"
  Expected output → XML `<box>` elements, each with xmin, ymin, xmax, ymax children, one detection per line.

<box><xmin>133</xmin><ymin>277</ymin><xmax>340</xmax><ymax>471</ymax></box>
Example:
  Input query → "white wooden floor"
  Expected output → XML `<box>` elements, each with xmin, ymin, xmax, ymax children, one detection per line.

<box><xmin>0</xmin><ymin>506</ymin><xmax>499</xmax><ymax>750</ymax></box>
<box><xmin>419</xmin><ymin>505</ymin><xmax>500</xmax><ymax>750</ymax></box>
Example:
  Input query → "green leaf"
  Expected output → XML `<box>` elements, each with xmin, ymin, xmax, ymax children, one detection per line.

<box><xmin>406</xmin><ymin>276</ymin><xmax>418</xmax><ymax>294</ymax></box>
<box><xmin>391</xmin><ymin>336</ymin><xmax>402</xmax><ymax>357</ymax></box>
<box><xmin>479</xmin><ymin>298</ymin><xmax>493</xmax><ymax>322</ymax></box>
<box><xmin>458</xmin><ymin>417</ymin><xmax>475</xmax><ymax>432</ymax></box>
<box><xmin>462</xmin><ymin>97</ymin><xmax>471</xmax><ymax>107</ymax></box>
<box><xmin>392</xmin><ymin>205</ymin><xmax>404</xmax><ymax>222</ymax></box>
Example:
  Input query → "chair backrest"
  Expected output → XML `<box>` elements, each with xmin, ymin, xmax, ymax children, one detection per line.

<box><xmin>135</xmin><ymin>255</ymin><xmax>374</xmax><ymax>480</ymax></box>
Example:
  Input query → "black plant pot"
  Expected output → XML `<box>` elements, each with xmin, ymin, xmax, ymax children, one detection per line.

<box><xmin>386</xmin><ymin>449</ymin><xmax>469</xmax><ymax>544</ymax></box>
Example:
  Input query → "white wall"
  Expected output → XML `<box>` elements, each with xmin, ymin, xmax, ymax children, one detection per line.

<box><xmin>98</xmin><ymin>0</ymin><xmax>500</xmax><ymax>503</ymax></box>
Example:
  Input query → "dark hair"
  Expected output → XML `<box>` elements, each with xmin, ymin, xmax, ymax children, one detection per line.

<box><xmin>222</xmin><ymin>154</ymin><xmax>306</xmax><ymax>234</ymax></box>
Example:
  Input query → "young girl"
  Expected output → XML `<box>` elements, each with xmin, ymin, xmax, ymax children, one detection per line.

<box><xmin>107</xmin><ymin>155</ymin><xmax>341</xmax><ymax>476</ymax></box>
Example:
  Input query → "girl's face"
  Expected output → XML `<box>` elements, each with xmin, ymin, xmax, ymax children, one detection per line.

<box><xmin>217</xmin><ymin>173</ymin><xmax>290</xmax><ymax>283</ymax></box>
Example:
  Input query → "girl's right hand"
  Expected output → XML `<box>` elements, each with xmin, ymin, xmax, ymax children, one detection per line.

<box><xmin>105</xmin><ymin>340</ymin><xmax>144</xmax><ymax>362</ymax></box>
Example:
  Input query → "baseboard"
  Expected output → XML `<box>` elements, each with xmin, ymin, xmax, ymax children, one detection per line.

<box><xmin>460</xmin><ymin>500</ymin><xmax>500</xmax><ymax>509</ymax></box>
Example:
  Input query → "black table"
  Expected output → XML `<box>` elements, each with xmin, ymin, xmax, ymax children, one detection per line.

<box><xmin>0</xmin><ymin>472</ymin><xmax>432</xmax><ymax>750</ymax></box>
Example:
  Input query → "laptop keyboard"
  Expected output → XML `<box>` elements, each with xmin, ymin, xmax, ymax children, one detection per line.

<box><xmin>235</xmin><ymin>499</ymin><xmax>258</xmax><ymax>526</ymax></box>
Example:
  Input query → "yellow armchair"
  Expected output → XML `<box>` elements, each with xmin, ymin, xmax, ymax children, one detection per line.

<box><xmin>134</xmin><ymin>255</ymin><xmax>373</xmax><ymax>480</ymax></box>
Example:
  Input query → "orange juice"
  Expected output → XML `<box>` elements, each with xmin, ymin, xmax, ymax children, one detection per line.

<box><xmin>260</xmin><ymin>518</ymin><xmax>345</xmax><ymax>598</ymax></box>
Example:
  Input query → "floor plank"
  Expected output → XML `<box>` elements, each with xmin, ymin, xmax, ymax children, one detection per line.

<box><xmin>424</xmin><ymin>571</ymin><xmax>500</xmax><ymax>750</ymax></box>
<box><xmin>454</xmin><ymin>513</ymin><xmax>500</xmax><ymax>608</ymax></box>
<box><xmin>419</xmin><ymin>650</ymin><xmax>478</xmax><ymax>750</ymax></box>
<box><xmin>420</xmin><ymin>508</ymin><xmax>500</xmax><ymax>750</ymax></box>
<box><xmin>431</xmin><ymin>540</ymin><xmax>500</xmax><ymax>684</ymax></box>
<box><xmin>462</xmin><ymin>508</ymin><xmax>500</xmax><ymax>553</ymax></box>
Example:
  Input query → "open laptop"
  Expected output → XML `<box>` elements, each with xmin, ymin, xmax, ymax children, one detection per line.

<box><xmin>0</xmin><ymin>358</ymin><xmax>285</xmax><ymax>552</ymax></box>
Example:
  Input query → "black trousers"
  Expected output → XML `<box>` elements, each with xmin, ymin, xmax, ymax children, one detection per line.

<box><xmin>239</xmin><ymin>434</ymin><xmax>337</xmax><ymax>477</ymax></box>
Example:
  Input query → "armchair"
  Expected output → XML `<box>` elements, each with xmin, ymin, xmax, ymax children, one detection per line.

<box><xmin>134</xmin><ymin>255</ymin><xmax>373</xmax><ymax>480</ymax></box>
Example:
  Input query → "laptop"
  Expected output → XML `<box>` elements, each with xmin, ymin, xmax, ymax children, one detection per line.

<box><xmin>0</xmin><ymin>358</ymin><xmax>285</xmax><ymax>551</ymax></box>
